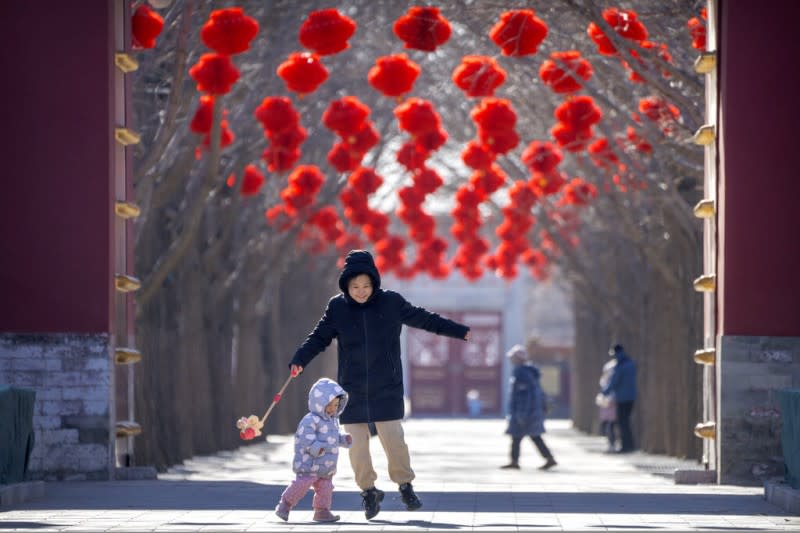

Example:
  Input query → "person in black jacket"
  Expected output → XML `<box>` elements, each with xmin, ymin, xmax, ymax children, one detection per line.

<box><xmin>289</xmin><ymin>250</ymin><xmax>470</xmax><ymax>520</ymax></box>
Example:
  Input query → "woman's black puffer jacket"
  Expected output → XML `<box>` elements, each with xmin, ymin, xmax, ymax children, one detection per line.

<box><xmin>290</xmin><ymin>250</ymin><xmax>469</xmax><ymax>424</ymax></box>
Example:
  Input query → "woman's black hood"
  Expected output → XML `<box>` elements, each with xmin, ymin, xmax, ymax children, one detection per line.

<box><xmin>338</xmin><ymin>250</ymin><xmax>381</xmax><ymax>299</ymax></box>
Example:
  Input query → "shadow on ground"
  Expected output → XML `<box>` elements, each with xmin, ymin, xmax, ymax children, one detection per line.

<box><xmin>5</xmin><ymin>479</ymin><xmax>769</xmax><ymax>516</ymax></box>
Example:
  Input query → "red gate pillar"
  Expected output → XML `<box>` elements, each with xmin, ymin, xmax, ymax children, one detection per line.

<box><xmin>707</xmin><ymin>0</ymin><xmax>800</xmax><ymax>485</ymax></box>
<box><xmin>0</xmin><ymin>1</ymin><xmax>138</xmax><ymax>480</ymax></box>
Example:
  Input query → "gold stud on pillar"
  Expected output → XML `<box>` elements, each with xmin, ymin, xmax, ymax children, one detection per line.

<box><xmin>114</xmin><ymin>52</ymin><xmax>139</xmax><ymax>73</ymax></box>
<box><xmin>115</xmin><ymin>127</ymin><xmax>141</xmax><ymax>146</ymax></box>
<box><xmin>115</xmin><ymin>421</ymin><xmax>142</xmax><ymax>438</ymax></box>
<box><xmin>692</xmin><ymin>125</ymin><xmax>716</xmax><ymax>146</ymax></box>
<box><xmin>114</xmin><ymin>201</ymin><xmax>141</xmax><ymax>219</ymax></box>
<box><xmin>694</xmin><ymin>421</ymin><xmax>716</xmax><ymax>439</ymax></box>
<box><xmin>693</xmin><ymin>274</ymin><xmax>716</xmax><ymax>292</ymax></box>
<box><xmin>693</xmin><ymin>51</ymin><xmax>717</xmax><ymax>74</ymax></box>
<box><xmin>693</xmin><ymin>199</ymin><xmax>716</xmax><ymax>219</ymax></box>
<box><xmin>693</xmin><ymin>347</ymin><xmax>716</xmax><ymax>365</ymax></box>
<box><xmin>115</xmin><ymin>348</ymin><xmax>142</xmax><ymax>365</ymax></box>
<box><xmin>114</xmin><ymin>274</ymin><xmax>141</xmax><ymax>293</ymax></box>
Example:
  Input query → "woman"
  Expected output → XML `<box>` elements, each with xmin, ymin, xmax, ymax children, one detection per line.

<box><xmin>289</xmin><ymin>249</ymin><xmax>470</xmax><ymax>520</ymax></box>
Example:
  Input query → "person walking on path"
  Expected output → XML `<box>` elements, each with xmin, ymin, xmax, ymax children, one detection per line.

<box><xmin>596</xmin><ymin>357</ymin><xmax>618</xmax><ymax>452</ymax></box>
<box><xmin>602</xmin><ymin>344</ymin><xmax>637</xmax><ymax>453</ymax></box>
<box><xmin>500</xmin><ymin>344</ymin><xmax>557</xmax><ymax>471</ymax></box>
<box><xmin>275</xmin><ymin>378</ymin><xmax>351</xmax><ymax>523</ymax></box>
<box><xmin>289</xmin><ymin>249</ymin><xmax>471</xmax><ymax>520</ymax></box>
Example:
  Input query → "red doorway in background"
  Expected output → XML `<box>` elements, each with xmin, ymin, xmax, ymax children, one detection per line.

<box><xmin>406</xmin><ymin>311</ymin><xmax>502</xmax><ymax>416</ymax></box>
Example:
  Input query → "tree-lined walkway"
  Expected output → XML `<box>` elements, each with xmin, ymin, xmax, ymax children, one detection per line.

<box><xmin>1</xmin><ymin>418</ymin><xmax>795</xmax><ymax>531</ymax></box>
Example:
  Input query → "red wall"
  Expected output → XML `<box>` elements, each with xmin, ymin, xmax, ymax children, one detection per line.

<box><xmin>0</xmin><ymin>2</ymin><xmax>114</xmax><ymax>333</ymax></box>
<box><xmin>718</xmin><ymin>0</ymin><xmax>800</xmax><ymax>336</ymax></box>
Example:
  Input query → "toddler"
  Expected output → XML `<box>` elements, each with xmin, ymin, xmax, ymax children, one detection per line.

<box><xmin>275</xmin><ymin>377</ymin><xmax>351</xmax><ymax>523</ymax></box>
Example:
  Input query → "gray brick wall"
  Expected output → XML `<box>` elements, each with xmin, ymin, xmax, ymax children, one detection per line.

<box><xmin>0</xmin><ymin>333</ymin><xmax>113</xmax><ymax>481</ymax></box>
<box><xmin>719</xmin><ymin>335</ymin><xmax>800</xmax><ymax>485</ymax></box>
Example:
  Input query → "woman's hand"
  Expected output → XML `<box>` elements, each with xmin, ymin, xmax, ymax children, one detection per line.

<box><xmin>464</xmin><ymin>331</ymin><xmax>471</xmax><ymax>341</ymax></box>
<box><xmin>290</xmin><ymin>364</ymin><xmax>303</xmax><ymax>377</ymax></box>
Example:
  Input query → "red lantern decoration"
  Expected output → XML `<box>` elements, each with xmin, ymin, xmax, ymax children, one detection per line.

<box><xmin>413</xmin><ymin>168</ymin><xmax>444</xmax><ymax>195</ymax></box>
<box><xmin>201</xmin><ymin>7</ymin><xmax>259</xmax><ymax>55</ymax></box>
<box><xmin>368</xmin><ymin>54</ymin><xmax>421</xmax><ymax>98</ymax></box>
<box><xmin>587</xmin><ymin>137</ymin><xmax>620</xmax><ymax>168</ymax></box>
<box><xmin>562</xmin><ymin>177</ymin><xmax>597</xmax><ymax>206</ymax></box>
<box><xmin>638</xmin><ymin>96</ymin><xmax>680</xmax><ymax>124</ymax></box>
<box><xmin>469</xmin><ymin>164</ymin><xmax>507</xmax><ymax>195</ymax></box>
<box><xmin>346</xmin><ymin>122</ymin><xmax>380</xmax><ymax>153</ymax></box>
<box><xmin>550</xmin><ymin>123</ymin><xmax>593</xmax><ymax>153</ymax></box>
<box><xmin>587</xmin><ymin>8</ymin><xmax>648</xmax><ymax>55</ymax></box>
<box><xmin>397</xmin><ymin>186</ymin><xmax>426</xmax><ymax>208</ymax></box>
<box><xmin>132</xmin><ymin>4</ymin><xmax>164</xmax><ymax>49</ymax></box>
<box><xmin>415</xmin><ymin>127</ymin><xmax>448</xmax><ymax>152</ymax></box>
<box><xmin>393</xmin><ymin>6</ymin><xmax>452</xmax><ymax>52</ymax></box>
<box><xmin>277</xmin><ymin>52</ymin><xmax>329</xmax><ymax>95</ymax></box>
<box><xmin>262</xmin><ymin>145</ymin><xmax>300</xmax><ymax>173</ymax></box>
<box><xmin>255</xmin><ymin>96</ymin><xmax>299</xmax><ymax>133</ymax></box>
<box><xmin>189</xmin><ymin>53</ymin><xmax>240</xmax><ymax>95</ymax></box>
<box><xmin>394</xmin><ymin>98</ymin><xmax>441</xmax><ymax>135</ymax></box>
<box><xmin>478</xmin><ymin>127</ymin><xmax>519</xmax><ymax>155</ymax></box>
<box><xmin>603</xmin><ymin>8</ymin><xmax>648</xmax><ymax>41</ymax></box>
<box><xmin>587</xmin><ymin>22</ymin><xmax>617</xmax><ymax>55</ymax></box>
<box><xmin>397</xmin><ymin>142</ymin><xmax>430</xmax><ymax>172</ymax></box>
<box><xmin>323</xmin><ymin>96</ymin><xmax>370</xmax><ymax>136</ymax></box>
<box><xmin>554</xmin><ymin>96</ymin><xmax>602</xmax><ymax>131</ymax></box>
<box><xmin>539</xmin><ymin>51</ymin><xmax>593</xmax><ymax>94</ymax></box>
<box><xmin>268</xmin><ymin>125</ymin><xmax>307</xmax><ymax>150</ymax></box>
<box><xmin>471</xmin><ymin>97</ymin><xmax>517</xmax><ymax>131</ymax></box>
<box><xmin>687</xmin><ymin>16</ymin><xmax>706</xmax><ymax>51</ymax></box>
<box><xmin>240</xmin><ymin>164</ymin><xmax>265</xmax><ymax>197</ymax></box>
<box><xmin>327</xmin><ymin>143</ymin><xmax>361</xmax><ymax>173</ymax></box>
<box><xmin>452</xmin><ymin>56</ymin><xmax>507</xmax><ymax>98</ymax></box>
<box><xmin>287</xmin><ymin>165</ymin><xmax>325</xmax><ymax>197</ymax></box>
<box><xmin>299</xmin><ymin>9</ymin><xmax>357</xmax><ymax>56</ymax></box>
<box><xmin>348</xmin><ymin>167</ymin><xmax>383</xmax><ymax>195</ymax></box>
<box><xmin>508</xmin><ymin>179</ymin><xmax>539</xmax><ymax>210</ymax></box>
<box><xmin>489</xmin><ymin>10</ymin><xmax>548</xmax><ymax>57</ymax></box>
<box><xmin>529</xmin><ymin>171</ymin><xmax>567</xmax><ymax>196</ymax></box>
<box><xmin>190</xmin><ymin>95</ymin><xmax>215</xmax><ymax>134</ymax></box>
<box><xmin>461</xmin><ymin>141</ymin><xmax>495</xmax><ymax>170</ymax></box>
<box><xmin>521</xmin><ymin>141</ymin><xmax>562</xmax><ymax>174</ymax></box>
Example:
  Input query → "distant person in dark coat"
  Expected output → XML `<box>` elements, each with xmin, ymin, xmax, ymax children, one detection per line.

<box><xmin>289</xmin><ymin>250</ymin><xmax>471</xmax><ymax>520</ymax></box>
<box><xmin>500</xmin><ymin>344</ymin><xmax>557</xmax><ymax>470</ymax></box>
<box><xmin>602</xmin><ymin>344</ymin><xmax>637</xmax><ymax>453</ymax></box>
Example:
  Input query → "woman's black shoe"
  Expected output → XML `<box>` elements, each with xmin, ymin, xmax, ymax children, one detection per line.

<box><xmin>399</xmin><ymin>482</ymin><xmax>422</xmax><ymax>510</ymax></box>
<box><xmin>360</xmin><ymin>487</ymin><xmax>384</xmax><ymax>520</ymax></box>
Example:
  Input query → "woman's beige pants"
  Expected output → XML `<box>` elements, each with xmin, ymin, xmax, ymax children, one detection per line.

<box><xmin>344</xmin><ymin>419</ymin><xmax>414</xmax><ymax>490</ymax></box>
